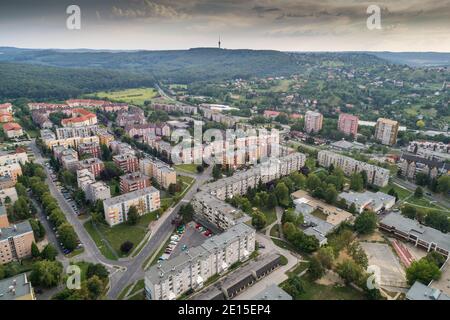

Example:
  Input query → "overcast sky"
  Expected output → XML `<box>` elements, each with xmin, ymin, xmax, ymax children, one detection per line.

<box><xmin>0</xmin><ymin>0</ymin><xmax>449</xmax><ymax>51</ymax></box>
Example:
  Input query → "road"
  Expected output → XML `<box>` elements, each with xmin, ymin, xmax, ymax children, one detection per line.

<box><xmin>28</xmin><ymin>138</ymin><xmax>213</xmax><ymax>299</ymax></box>
<box><xmin>107</xmin><ymin>164</ymin><xmax>213</xmax><ymax>298</ymax></box>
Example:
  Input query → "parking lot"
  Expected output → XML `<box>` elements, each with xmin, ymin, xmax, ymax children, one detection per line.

<box><xmin>360</xmin><ymin>242</ymin><xmax>407</xmax><ymax>288</ymax></box>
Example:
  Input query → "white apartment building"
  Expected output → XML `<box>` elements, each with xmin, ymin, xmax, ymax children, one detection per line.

<box><xmin>145</xmin><ymin>222</ymin><xmax>255</xmax><ymax>300</ymax></box>
<box><xmin>55</xmin><ymin>125</ymin><xmax>99</xmax><ymax>139</ymax></box>
<box><xmin>318</xmin><ymin>150</ymin><xmax>390</xmax><ymax>187</ymax></box>
<box><xmin>103</xmin><ymin>187</ymin><xmax>160</xmax><ymax>226</ymax></box>
<box><xmin>0</xmin><ymin>151</ymin><xmax>28</xmax><ymax>167</ymax></box>
<box><xmin>139</xmin><ymin>158</ymin><xmax>177</xmax><ymax>190</ymax></box>
<box><xmin>374</xmin><ymin>118</ymin><xmax>399</xmax><ymax>146</ymax></box>
<box><xmin>77</xmin><ymin>169</ymin><xmax>111</xmax><ymax>203</ymax></box>
<box><xmin>193</xmin><ymin>153</ymin><xmax>306</xmax><ymax>229</ymax></box>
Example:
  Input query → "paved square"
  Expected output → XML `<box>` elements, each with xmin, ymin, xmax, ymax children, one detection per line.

<box><xmin>360</xmin><ymin>242</ymin><xmax>407</xmax><ymax>288</ymax></box>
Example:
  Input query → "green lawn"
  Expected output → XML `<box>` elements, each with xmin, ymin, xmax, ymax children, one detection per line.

<box><xmin>286</xmin><ymin>262</ymin><xmax>310</xmax><ymax>278</ymax></box>
<box><xmin>86</xmin><ymin>87</ymin><xmax>158</xmax><ymax>106</ymax></box>
<box><xmin>174</xmin><ymin>164</ymin><xmax>199</xmax><ymax>174</ymax></box>
<box><xmin>260</xmin><ymin>207</ymin><xmax>277</xmax><ymax>226</ymax></box>
<box><xmin>380</xmin><ymin>183</ymin><xmax>412</xmax><ymax>200</ymax></box>
<box><xmin>281</xmin><ymin>275</ymin><xmax>366</xmax><ymax>300</ymax></box>
<box><xmin>405</xmin><ymin>196</ymin><xmax>450</xmax><ymax>213</ymax></box>
<box><xmin>270</xmin><ymin>224</ymin><xmax>281</xmax><ymax>238</ymax></box>
<box><xmin>84</xmin><ymin>211</ymin><xmax>158</xmax><ymax>259</ymax></box>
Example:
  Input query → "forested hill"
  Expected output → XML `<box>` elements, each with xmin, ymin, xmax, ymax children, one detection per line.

<box><xmin>0</xmin><ymin>47</ymin><xmax>389</xmax><ymax>100</ymax></box>
<box><xmin>369</xmin><ymin>52</ymin><xmax>450</xmax><ymax>67</ymax></box>
<box><xmin>0</xmin><ymin>62</ymin><xmax>155</xmax><ymax>100</ymax></box>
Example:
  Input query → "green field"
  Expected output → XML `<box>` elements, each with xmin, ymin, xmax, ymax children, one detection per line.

<box><xmin>380</xmin><ymin>183</ymin><xmax>412</xmax><ymax>200</ymax></box>
<box><xmin>86</xmin><ymin>88</ymin><xmax>159</xmax><ymax>106</ymax></box>
<box><xmin>174</xmin><ymin>163</ymin><xmax>199</xmax><ymax>174</ymax></box>
<box><xmin>281</xmin><ymin>274</ymin><xmax>366</xmax><ymax>300</ymax></box>
<box><xmin>84</xmin><ymin>211</ymin><xmax>159</xmax><ymax>259</ymax></box>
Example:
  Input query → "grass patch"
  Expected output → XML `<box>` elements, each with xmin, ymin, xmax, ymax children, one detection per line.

<box><xmin>406</xmin><ymin>196</ymin><xmax>449</xmax><ymax>212</ymax></box>
<box><xmin>281</xmin><ymin>274</ymin><xmax>366</xmax><ymax>300</ymax></box>
<box><xmin>66</xmin><ymin>247</ymin><xmax>85</xmax><ymax>259</ymax></box>
<box><xmin>380</xmin><ymin>183</ymin><xmax>412</xmax><ymax>200</ymax></box>
<box><xmin>84</xmin><ymin>220</ymin><xmax>117</xmax><ymax>260</ymax></box>
<box><xmin>260</xmin><ymin>207</ymin><xmax>277</xmax><ymax>226</ymax></box>
<box><xmin>129</xmin><ymin>279</ymin><xmax>145</xmax><ymax>296</ymax></box>
<box><xmin>174</xmin><ymin>164</ymin><xmax>199</xmax><ymax>174</ymax></box>
<box><xmin>84</xmin><ymin>211</ymin><xmax>158</xmax><ymax>259</ymax></box>
<box><xmin>145</xmin><ymin>236</ymin><xmax>172</xmax><ymax>269</ymax></box>
<box><xmin>271</xmin><ymin>237</ymin><xmax>311</xmax><ymax>258</ymax></box>
<box><xmin>117</xmin><ymin>282</ymin><xmax>134</xmax><ymax>300</ymax></box>
<box><xmin>270</xmin><ymin>224</ymin><xmax>281</xmax><ymax>238</ymax></box>
<box><xmin>286</xmin><ymin>262</ymin><xmax>310</xmax><ymax>277</ymax></box>
<box><xmin>86</xmin><ymin>88</ymin><xmax>158</xmax><ymax>107</ymax></box>
<box><xmin>128</xmin><ymin>291</ymin><xmax>146</xmax><ymax>300</ymax></box>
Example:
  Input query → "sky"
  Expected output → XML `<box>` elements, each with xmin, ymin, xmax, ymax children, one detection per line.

<box><xmin>0</xmin><ymin>0</ymin><xmax>449</xmax><ymax>52</ymax></box>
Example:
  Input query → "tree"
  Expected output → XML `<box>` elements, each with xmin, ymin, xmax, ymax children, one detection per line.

<box><xmin>251</xmin><ymin>211</ymin><xmax>267</xmax><ymax>230</ymax></box>
<box><xmin>179</xmin><ymin>203</ymin><xmax>194</xmax><ymax>223</ymax></box>
<box><xmin>401</xmin><ymin>205</ymin><xmax>417</xmax><ymax>219</ymax></box>
<box><xmin>30</xmin><ymin>219</ymin><xmax>46</xmax><ymax>241</ymax></box>
<box><xmin>308</xmin><ymin>256</ymin><xmax>325</xmax><ymax>280</ymax></box>
<box><xmin>424</xmin><ymin>251</ymin><xmax>446</xmax><ymax>268</ymax></box>
<box><xmin>414</xmin><ymin>187</ymin><xmax>424</xmax><ymax>199</ymax></box>
<box><xmin>57</xmin><ymin>223</ymin><xmax>78</xmax><ymax>251</ymax></box>
<box><xmin>101</xmin><ymin>143</ymin><xmax>112</xmax><ymax>161</ymax></box>
<box><xmin>212</xmin><ymin>165</ymin><xmax>222</xmax><ymax>180</ymax></box>
<box><xmin>29</xmin><ymin>260</ymin><xmax>63</xmax><ymax>288</ymax></box>
<box><xmin>41</xmin><ymin>244</ymin><xmax>58</xmax><ymax>261</ymax></box>
<box><xmin>127</xmin><ymin>206</ymin><xmax>140</xmax><ymax>225</ymax></box>
<box><xmin>31</xmin><ymin>242</ymin><xmax>40</xmax><ymax>258</ymax></box>
<box><xmin>350</xmin><ymin>173</ymin><xmax>364</xmax><ymax>192</ymax></box>
<box><xmin>336</xmin><ymin>259</ymin><xmax>364</xmax><ymax>285</ymax></box>
<box><xmin>349</xmin><ymin>203</ymin><xmax>357</xmax><ymax>215</ymax></box>
<box><xmin>290</xmin><ymin>172</ymin><xmax>306</xmax><ymax>189</ymax></box>
<box><xmin>387</xmin><ymin>188</ymin><xmax>399</xmax><ymax>201</ymax></box>
<box><xmin>324</xmin><ymin>185</ymin><xmax>338</xmax><ymax>204</ymax></box>
<box><xmin>316</xmin><ymin>247</ymin><xmax>335</xmax><ymax>269</ymax></box>
<box><xmin>415</xmin><ymin>173</ymin><xmax>430</xmax><ymax>186</ymax></box>
<box><xmin>86</xmin><ymin>275</ymin><xmax>105</xmax><ymax>300</ymax></box>
<box><xmin>425</xmin><ymin>210</ymin><xmax>450</xmax><ymax>233</ymax></box>
<box><xmin>120</xmin><ymin>241</ymin><xmax>134</xmax><ymax>253</ymax></box>
<box><xmin>306</xmin><ymin>174</ymin><xmax>321</xmax><ymax>192</ymax></box>
<box><xmin>267</xmin><ymin>193</ymin><xmax>278</xmax><ymax>209</ymax></box>
<box><xmin>196</xmin><ymin>165</ymin><xmax>204</xmax><ymax>173</ymax></box>
<box><xmin>354</xmin><ymin>211</ymin><xmax>377</xmax><ymax>234</ymax></box>
<box><xmin>437</xmin><ymin>175</ymin><xmax>450</xmax><ymax>194</ymax></box>
<box><xmin>275</xmin><ymin>182</ymin><xmax>290</xmax><ymax>207</ymax></box>
<box><xmin>406</xmin><ymin>259</ymin><xmax>441</xmax><ymax>286</ymax></box>
<box><xmin>86</xmin><ymin>264</ymin><xmax>109</xmax><ymax>280</ymax></box>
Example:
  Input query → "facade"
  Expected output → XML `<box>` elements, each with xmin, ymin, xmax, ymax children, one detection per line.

<box><xmin>120</xmin><ymin>172</ymin><xmax>151</xmax><ymax>194</ymax></box>
<box><xmin>0</xmin><ymin>163</ymin><xmax>22</xmax><ymax>183</ymax></box>
<box><xmin>78</xmin><ymin>141</ymin><xmax>101</xmax><ymax>159</ymax></box>
<box><xmin>117</xmin><ymin>107</ymin><xmax>146</xmax><ymax>127</ymax></box>
<box><xmin>338</xmin><ymin>191</ymin><xmax>396</xmax><ymax>214</ymax></box>
<box><xmin>0</xmin><ymin>187</ymin><xmax>18</xmax><ymax>205</ymax></box>
<box><xmin>55</xmin><ymin>125</ymin><xmax>99</xmax><ymax>139</ymax></box>
<box><xmin>0</xmin><ymin>273</ymin><xmax>36</xmax><ymax>300</ymax></box>
<box><xmin>113</xmin><ymin>153</ymin><xmax>139</xmax><ymax>173</ymax></box>
<box><xmin>40</xmin><ymin>129</ymin><xmax>100</xmax><ymax>150</ymax></box>
<box><xmin>110</xmin><ymin>141</ymin><xmax>135</xmax><ymax>155</ymax></box>
<box><xmin>304</xmin><ymin>111</ymin><xmax>323</xmax><ymax>134</ymax></box>
<box><xmin>125</xmin><ymin>123</ymin><xmax>171</xmax><ymax>138</ymax></box>
<box><xmin>379</xmin><ymin>212</ymin><xmax>450</xmax><ymax>258</ymax></box>
<box><xmin>3</xmin><ymin>123</ymin><xmax>23</xmax><ymax>138</ymax></box>
<box><xmin>152</xmin><ymin>103</ymin><xmax>197</xmax><ymax>115</ymax></box>
<box><xmin>337</xmin><ymin>113</ymin><xmax>359</xmax><ymax>137</ymax></box>
<box><xmin>87</xmin><ymin>182</ymin><xmax>111</xmax><ymax>203</ymax></box>
<box><xmin>145</xmin><ymin>223</ymin><xmax>255</xmax><ymax>300</ymax></box>
<box><xmin>103</xmin><ymin>187</ymin><xmax>160</xmax><ymax>226</ymax></box>
<box><xmin>398</xmin><ymin>153</ymin><xmax>449</xmax><ymax>181</ymax></box>
<box><xmin>0</xmin><ymin>112</ymin><xmax>13</xmax><ymax>123</ymax></box>
<box><xmin>318</xmin><ymin>150</ymin><xmax>390</xmax><ymax>187</ymax></box>
<box><xmin>66</xmin><ymin>99</ymin><xmax>107</xmax><ymax>108</ymax></box>
<box><xmin>374</xmin><ymin>118</ymin><xmax>399</xmax><ymax>146</ymax></box>
<box><xmin>139</xmin><ymin>158</ymin><xmax>177</xmax><ymax>190</ymax></box>
<box><xmin>77</xmin><ymin>157</ymin><xmax>104</xmax><ymax>177</ymax></box>
<box><xmin>97</xmin><ymin>129</ymin><xmax>115</xmax><ymax>147</ymax></box>
<box><xmin>0</xmin><ymin>220</ymin><xmax>35</xmax><ymax>265</ymax></box>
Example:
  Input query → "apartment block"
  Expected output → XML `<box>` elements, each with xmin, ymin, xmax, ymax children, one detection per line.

<box><xmin>145</xmin><ymin>222</ymin><xmax>255</xmax><ymax>300</ymax></box>
<box><xmin>0</xmin><ymin>187</ymin><xmax>18</xmax><ymax>205</ymax></box>
<box><xmin>3</xmin><ymin>123</ymin><xmax>23</xmax><ymax>138</ymax></box>
<box><xmin>55</xmin><ymin>125</ymin><xmax>99</xmax><ymax>139</ymax></box>
<box><xmin>77</xmin><ymin>157</ymin><xmax>105</xmax><ymax>177</ymax></box>
<box><xmin>318</xmin><ymin>150</ymin><xmax>390</xmax><ymax>187</ymax></box>
<box><xmin>304</xmin><ymin>111</ymin><xmax>323</xmax><ymax>134</ymax></box>
<box><xmin>113</xmin><ymin>153</ymin><xmax>139</xmax><ymax>173</ymax></box>
<box><xmin>140</xmin><ymin>158</ymin><xmax>177</xmax><ymax>190</ymax></box>
<box><xmin>0</xmin><ymin>163</ymin><xmax>22</xmax><ymax>183</ymax></box>
<box><xmin>78</xmin><ymin>141</ymin><xmax>101</xmax><ymax>158</ymax></box>
<box><xmin>97</xmin><ymin>129</ymin><xmax>115</xmax><ymax>147</ymax></box>
<box><xmin>193</xmin><ymin>153</ymin><xmax>306</xmax><ymax>229</ymax></box>
<box><xmin>0</xmin><ymin>220</ymin><xmax>35</xmax><ymax>265</ymax></box>
<box><xmin>0</xmin><ymin>273</ymin><xmax>36</xmax><ymax>300</ymax></box>
<box><xmin>77</xmin><ymin>169</ymin><xmax>110</xmax><ymax>203</ymax></box>
<box><xmin>61</xmin><ymin>108</ymin><xmax>97</xmax><ymax>127</ymax></box>
<box><xmin>40</xmin><ymin>129</ymin><xmax>100</xmax><ymax>150</ymax></box>
<box><xmin>374</xmin><ymin>118</ymin><xmax>399</xmax><ymax>146</ymax></box>
<box><xmin>120</xmin><ymin>172</ymin><xmax>150</xmax><ymax>194</ymax></box>
<box><xmin>337</xmin><ymin>113</ymin><xmax>359</xmax><ymax>137</ymax></box>
<box><xmin>110</xmin><ymin>141</ymin><xmax>135</xmax><ymax>155</ymax></box>
<box><xmin>103</xmin><ymin>187</ymin><xmax>160</xmax><ymax>226</ymax></box>
<box><xmin>398</xmin><ymin>153</ymin><xmax>450</xmax><ymax>181</ymax></box>
<box><xmin>0</xmin><ymin>151</ymin><xmax>28</xmax><ymax>166</ymax></box>
<box><xmin>152</xmin><ymin>103</ymin><xmax>197</xmax><ymax>115</ymax></box>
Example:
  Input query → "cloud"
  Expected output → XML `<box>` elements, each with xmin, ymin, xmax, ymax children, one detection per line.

<box><xmin>111</xmin><ymin>0</ymin><xmax>189</xmax><ymax>20</ymax></box>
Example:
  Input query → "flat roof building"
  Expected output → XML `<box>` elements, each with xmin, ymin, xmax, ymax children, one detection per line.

<box><xmin>0</xmin><ymin>273</ymin><xmax>36</xmax><ymax>300</ymax></box>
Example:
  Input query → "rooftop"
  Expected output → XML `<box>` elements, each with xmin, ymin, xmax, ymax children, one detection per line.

<box><xmin>380</xmin><ymin>212</ymin><xmax>450</xmax><ymax>252</ymax></box>
<box><xmin>406</xmin><ymin>281</ymin><xmax>450</xmax><ymax>300</ymax></box>
<box><xmin>0</xmin><ymin>220</ymin><xmax>33</xmax><ymax>241</ymax></box>
<box><xmin>0</xmin><ymin>273</ymin><xmax>33</xmax><ymax>300</ymax></box>
<box><xmin>103</xmin><ymin>186</ymin><xmax>159</xmax><ymax>206</ymax></box>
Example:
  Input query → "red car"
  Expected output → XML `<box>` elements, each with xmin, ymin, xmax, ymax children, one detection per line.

<box><xmin>203</xmin><ymin>230</ymin><xmax>211</xmax><ymax>236</ymax></box>
<box><xmin>195</xmin><ymin>223</ymin><xmax>202</xmax><ymax>229</ymax></box>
